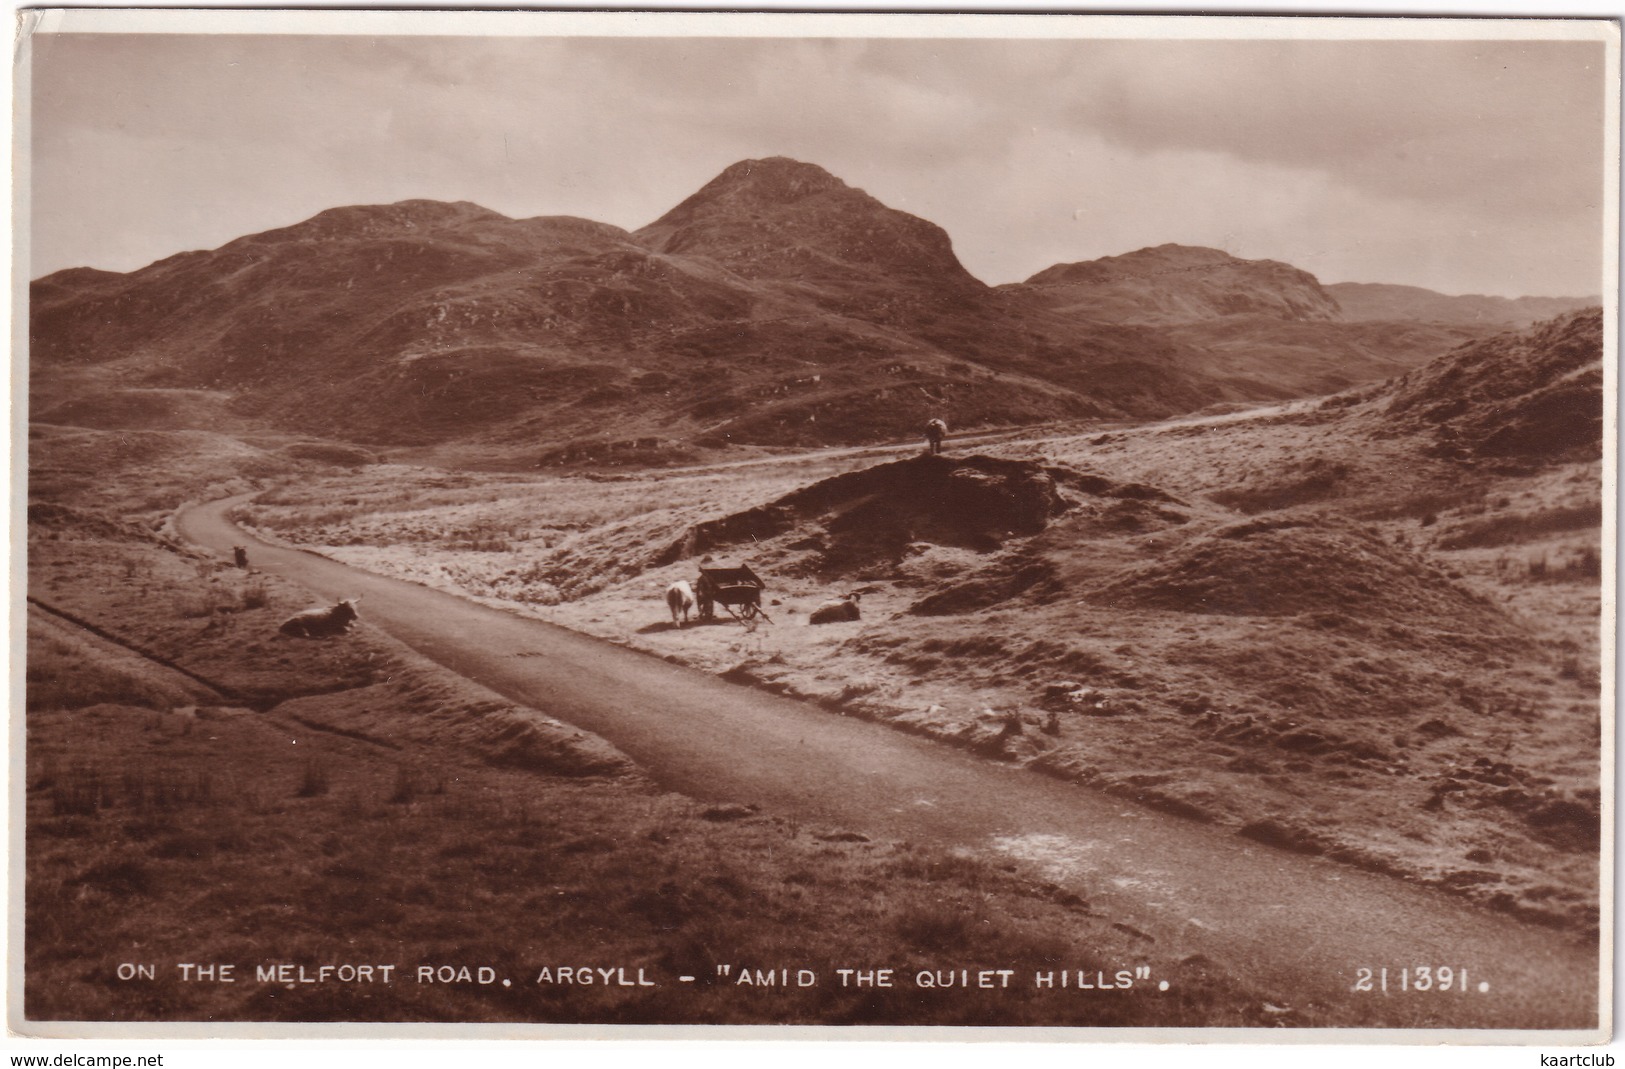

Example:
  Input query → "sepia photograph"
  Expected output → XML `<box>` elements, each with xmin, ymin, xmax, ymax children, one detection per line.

<box><xmin>12</xmin><ymin>9</ymin><xmax>1616</xmax><ymax>1043</ymax></box>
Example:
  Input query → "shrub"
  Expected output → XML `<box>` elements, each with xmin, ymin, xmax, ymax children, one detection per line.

<box><xmin>296</xmin><ymin>759</ymin><xmax>331</xmax><ymax>798</ymax></box>
<box><xmin>122</xmin><ymin>768</ymin><xmax>214</xmax><ymax>811</ymax></box>
<box><xmin>389</xmin><ymin>767</ymin><xmax>419</xmax><ymax>806</ymax></box>
<box><xmin>51</xmin><ymin>770</ymin><xmax>109</xmax><ymax>816</ymax></box>
<box><xmin>894</xmin><ymin>902</ymin><xmax>978</xmax><ymax>952</ymax></box>
<box><xmin>70</xmin><ymin>860</ymin><xmax>155</xmax><ymax>897</ymax></box>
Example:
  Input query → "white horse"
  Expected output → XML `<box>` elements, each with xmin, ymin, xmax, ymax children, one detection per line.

<box><xmin>666</xmin><ymin>580</ymin><xmax>696</xmax><ymax>628</ymax></box>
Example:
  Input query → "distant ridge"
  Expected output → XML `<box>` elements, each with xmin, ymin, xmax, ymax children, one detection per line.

<box><xmin>1325</xmin><ymin>282</ymin><xmax>1596</xmax><ymax>328</ymax></box>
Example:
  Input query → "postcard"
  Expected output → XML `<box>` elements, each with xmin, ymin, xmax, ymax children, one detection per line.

<box><xmin>13</xmin><ymin>8</ymin><xmax>1616</xmax><ymax>1045</ymax></box>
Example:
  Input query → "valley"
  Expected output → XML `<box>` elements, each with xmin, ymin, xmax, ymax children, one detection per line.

<box><xmin>230</xmin><ymin>312</ymin><xmax>1606</xmax><ymax>936</ymax></box>
<box><xmin>22</xmin><ymin>157</ymin><xmax>1606</xmax><ymax>1031</ymax></box>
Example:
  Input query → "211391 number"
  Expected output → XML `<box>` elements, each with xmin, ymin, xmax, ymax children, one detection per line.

<box><xmin>1353</xmin><ymin>967</ymin><xmax>1488</xmax><ymax>994</ymax></box>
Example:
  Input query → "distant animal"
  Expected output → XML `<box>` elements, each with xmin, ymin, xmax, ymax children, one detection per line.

<box><xmin>233</xmin><ymin>545</ymin><xmax>249</xmax><ymax>569</ymax></box>
<box><xmin>666</xmin><ymin>580</ymin><xmax>696</xmax><ymax>628</ymax></box>
<box><xmin>279</xmin><ymin>598</ymin><xmax>360</xmax><ymax>639</ymax></box>
<box><xmin>808</xmin><ymin>592</ymin><xmax>862</xmax><ymax>625</ymax></box>
<box><xmin>924</xmin><ymin>419</ymin><xmax>948</xmax><ymax>455</ymax></box>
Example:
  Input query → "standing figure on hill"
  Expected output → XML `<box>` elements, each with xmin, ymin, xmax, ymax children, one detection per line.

<box><xmin>233</xmin><ymin>545</ymin><xmax>249</xmax><ymax>569</ymax></box>
<box><xmin>924</xmin><ymin>418</ymin><xmax>948</xmax><ymax>456</ymax></box>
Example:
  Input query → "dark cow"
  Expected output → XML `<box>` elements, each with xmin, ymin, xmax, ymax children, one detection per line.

<box><xmin>808</xmin><ymin>592</ymin><xmax>861</xmax><ymax>625</ymax></box>
<box><xmin>279</xmin><ymin>598</ymin><xmax>360</xmax><ymax>638</ymax></box>
<box><xmin>924</xmin><ymin>419</ymin><xmax>947</xmax><ymax>455</ymax></box>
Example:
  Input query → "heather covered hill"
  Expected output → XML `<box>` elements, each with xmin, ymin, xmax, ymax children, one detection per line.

<box><xmin>1326</xmin><ymin>282</ymin><xmax>1597</xmax><ymax>328</ymax></box>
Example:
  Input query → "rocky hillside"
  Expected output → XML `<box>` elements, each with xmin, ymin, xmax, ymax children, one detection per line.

<box><xmin>1373</xmin><ymin>307</ymin><xmax>1605</xmax><ymax>462</ymax></box>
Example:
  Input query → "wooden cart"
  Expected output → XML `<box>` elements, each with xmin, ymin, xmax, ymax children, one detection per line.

<box><xmin>696</xmin><ymin>564</ymin><xmax>772</xmax><ymax>624</ymax></box>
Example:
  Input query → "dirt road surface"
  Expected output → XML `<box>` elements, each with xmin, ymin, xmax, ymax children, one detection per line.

<box><xmin>179</xmin><ymin>494</ymin><xmax>1602</xmax><ymax>1033</ymax></box>
<box><xmin>647</xmin><ymin>401</ymin><xmax>1307</xmax><ymax>481</ymax></box>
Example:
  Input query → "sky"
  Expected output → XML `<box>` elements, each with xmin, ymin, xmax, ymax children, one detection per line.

<box><xmin>24</xmin><ymin>22</ymin><xmax>1613</xmax><ymax>297</ymax></box>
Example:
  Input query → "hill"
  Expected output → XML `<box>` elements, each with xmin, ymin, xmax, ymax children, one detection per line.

<box><xmin>34</xmin><ymin>160</ymin><xmax>1551</xmax><ymax>455</ymax></box>
<box><xmin>1372</xmin><ymin>307</ymin><xmax>1605</xmax><ymax>462</ymax></box>
<box><xmin>32</xmin><ymin>160</ymin><xmax>1240</xmax><ymax>452</ymax></box>
<box><xmin>1008</xmin><ymin>244</ymin><xmax>1341</xmax><ymax>325</ymax></box>
<box><xmin>1001</xmin><ymin>245</ymin><xmax>1497</xmax><ymax>399</ymax></box>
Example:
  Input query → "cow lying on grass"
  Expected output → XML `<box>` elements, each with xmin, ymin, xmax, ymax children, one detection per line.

<box><xmin>279</xmin><ymin>598</ymin><xmax>360</xmax><ymax>638</ymax></box>
<box><xmin>808</xmin><ymin>592</ymin><xmax>861</xmax><ymax>625</ymax></box>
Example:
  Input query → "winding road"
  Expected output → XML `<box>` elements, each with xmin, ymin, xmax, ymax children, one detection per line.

<box><xmin>178</xmin><ymin>494</ymin><xmax>1602</xmax><ymax>1033</ymax></box>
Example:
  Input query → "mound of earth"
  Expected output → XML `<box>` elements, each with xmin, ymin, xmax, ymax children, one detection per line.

<box><xmin>31</xmin><ymin>427</ymin><xmax>279</xmax><ymax>477</ymax></box>
<box><xmin>656</xmin><ymin>454</ymin><xmax>1076</xmax><ymax>571</ymax></box>
<box><xmin>1096</xmin><ymin>516</ymin><xmax>1505</xmax><ymax>627</ymax></box>
<box><xmin>1377</xmin><ymin>308</ymin><xmax>1603</xmax><ymax>461</ymax></box>
<box><xmin>907</xmin><ymin>552</ymin><xmax>1062</xmax><ymax>616</ymax></box>
<box><xmin>29</xmin><ymin>426</ymin><xmax>297</xmax><ymax>517</ymax></box>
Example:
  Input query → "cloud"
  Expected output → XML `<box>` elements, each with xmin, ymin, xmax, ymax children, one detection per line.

<box><xmin>26</xmin><ymin>32</ymin><xmax>1607</xmax><ymax>297</ymax></box>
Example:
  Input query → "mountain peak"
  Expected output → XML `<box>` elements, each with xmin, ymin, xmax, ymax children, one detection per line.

<box><xmin>642</xmin><ymin>158</ymin><xmax>850</xmax><ymax>235</ymax></box>
<box><xmin>635</xmin><ymin>158</ymin><xmax>981</xmax><ymax>297</ymax></box>
<box><xmin>693</xmin><ymin>157</ymin><xmax>849</xmax><ymax>207</ymax></box>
